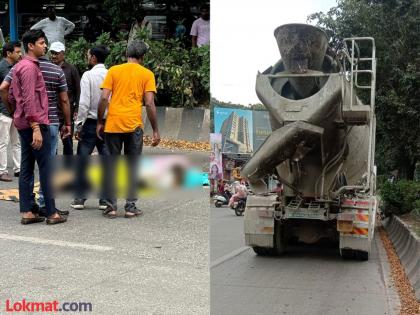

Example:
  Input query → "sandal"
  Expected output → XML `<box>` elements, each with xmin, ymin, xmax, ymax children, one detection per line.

<box><xmin>21</xmin><ymin>214</ymin><xmax>45</xmax><ymax>225</ymax></box>
<box><xmin>125</xmin><ymin>208</ymin><xmax>143</xmax><ymax>218</ymax></box>
<box><xmin>103</xmin><ymin>206</ymin><xmax>117</xmax><ymax>219</ymax></box>
<box><xmin>46</xmin><ymin>213</ymin><xmax>67</xmax><ymax>225</ymax></box>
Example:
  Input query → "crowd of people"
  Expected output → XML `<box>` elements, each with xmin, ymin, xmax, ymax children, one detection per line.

<box><xmin>0</xmin><ymin>21</ymin><xmax>161</xmax><ymax>225</ymax></box>
<box><xmin>0</xmin><ymin>4</ymin><xmax>211</xmax><ymax>226</ymax></box>
<box><xmin>17</xmin><ymin>5</ymin><xmax>210</xmax><ymax>48</ymax></box>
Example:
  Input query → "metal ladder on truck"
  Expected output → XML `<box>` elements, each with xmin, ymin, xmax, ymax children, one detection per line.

<box><xmin>340</xmin><ymin>37</ymin><xmax>377</xmax><ymax>247</ymax></box>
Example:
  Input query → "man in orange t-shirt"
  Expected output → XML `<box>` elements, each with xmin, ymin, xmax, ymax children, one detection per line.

<box><xmin>96</xmin><ymin>39</ymin><xmax>160</xmax><ymax>219</ymax></box>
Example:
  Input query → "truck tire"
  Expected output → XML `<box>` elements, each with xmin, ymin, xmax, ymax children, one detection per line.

<box><xmin>340</xmin><ymin>248</ymin><xmax>355</xmax><ymax>260</ymax></box>
<box><xmin>340</xmin><ymin>248</ymin><xmax>369</xmax><ymax>261</ymax></box>
<box><xmin>252</xmin><ymin>246</ymin><xmax>276</xmax><ymax>256</ymax></box>
<box><xmin>273</xmin><ymin>220</ymin><xmax>286</xmax><ymax>255</ymax></box>
<box><xmin>355</xmin><ymin>250</ymin><xmax>369</xmax><ymax>261</ymax></box>
<box><xmin>252</xmin><ymin>221</ymin><xmax>286</xmax><ymax>256</ymax></box>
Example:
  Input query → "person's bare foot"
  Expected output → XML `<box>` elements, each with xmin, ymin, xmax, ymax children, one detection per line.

<box><xmin>21</xmin><ymin>211</ymin><xmax>45</xmax><ymax>224</ymax></box>
<box><xmin>49</xmin><ymin>213</ymin><xmax>61</xmax><ymax>219</ymax></box>
<box><xmin>22</xmin><ymin>211</ymin><xmax>37</xmax><ymax>219</ymax></box>
<box><xmin>103</xmin><ymin>206</ymin><xmax>117</xmax><ymax>219</ymax></box>
<box><xmin>46</xmin><ymin>212</ymin><xmax>67</xmax><ymax>225</ymax></box>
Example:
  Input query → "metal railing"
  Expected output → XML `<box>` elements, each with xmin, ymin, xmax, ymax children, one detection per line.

<box><xmin>341</xmin><ymin>37</ymin><xmax>377</xmax><ymax>231</ymax></box>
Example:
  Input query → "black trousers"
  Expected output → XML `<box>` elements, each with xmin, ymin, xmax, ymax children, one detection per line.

<box><xmin>75</xmin><ymin>119</ymin><xmax>109</xmax><ymax>200</ymax></box>
<box><xmin>18</xmin><ymin>126</ymin><xmax>56</xmax><ymax>217</ymax></box>
<box><xmin>103</xmin><ymin>127</ymin><xmax>143</xmax><ymax>210</ymax></box>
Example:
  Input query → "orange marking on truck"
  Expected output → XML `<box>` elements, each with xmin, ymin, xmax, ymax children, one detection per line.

<box><xmin>355</xmin><ymin>214</ymin><xmax>369</xmax><ymax>222</ymax></box>
<box><xmin>352</xmin><ymin>228</ymin><xmax>369</xmax><ymax>235</ymax></box>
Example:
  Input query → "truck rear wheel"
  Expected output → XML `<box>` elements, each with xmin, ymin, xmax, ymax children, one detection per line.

<box><xmin>340</xmin><ymin>248</ymin><xmax>355</xmax><ymax>260</ymax></box>
<box><xmin>340</xmin><ymin>249</ymin><xmax>369</xmax><ymax>261</ymax></box>
<box><xmin>355</xmin><ymin>250</ymin><xmax>369</xmax><ymax>261</ymax></box>
<box><xmin>252</xmin><ymin>246</ymin><xmax>276</xmax><ymax>256</ymax></box>
<box><xmin>273</xmin><ymin>220</ymin><xmax>286</xmax><ymax>255</ymax></box>
<box><xmin>252</xmin><ymin>221</ymin><xmax>286</xmax><ymax>256</ymax></box>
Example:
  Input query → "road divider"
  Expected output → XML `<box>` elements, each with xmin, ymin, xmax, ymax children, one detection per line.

<box><xmin>383</xmin><ymin>215</ymin><xmax>420</xmax><ymax>301</ymax></box>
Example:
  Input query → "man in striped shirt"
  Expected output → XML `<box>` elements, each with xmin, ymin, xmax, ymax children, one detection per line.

<box><xmin>1</xmin><ymin>49</ymin><xmax>72</xmax><ymax>215</ymax></box>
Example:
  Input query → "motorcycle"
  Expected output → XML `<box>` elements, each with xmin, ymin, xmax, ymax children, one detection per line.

<box><xmin>231</xmin><ymin>197</ymin><xmax>247</xmax><ymax>216</ymax></box>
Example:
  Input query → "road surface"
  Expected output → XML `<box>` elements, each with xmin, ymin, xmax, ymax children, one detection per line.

<box><xmin>0</xmin><ymin>188</ymin><xmax>209</xmax><ymax>314</ymax></box>
<box><xmin>210</xmin><ymin>205</ymin><xmax>400</xmax><ymax>315</ymax></box>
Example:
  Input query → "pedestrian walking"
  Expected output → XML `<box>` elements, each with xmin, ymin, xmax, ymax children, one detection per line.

<box><xmin>0</xmin><ymin>42</ymin><xmax>22</xmax><ymax>182</ymax></box>
<box><xmin>5</xmin><ymin>29</ymin><xmax>67</xmax><ymax>225</ymax></box>
<box><xmin>30</xmin><ymin>6</ymin><xmax>75</xmax><ymax>45</ymax></box>
<box><xmin>71</xmin><ymin>45</ymin><xmax>110</xmax><ymax>210</ymax></box>
<box><xmin>96</xmin><ymin>39</ymin><xmax>160</xmax><ymax>219</ymax></box>
<box><xmin>50</xmin><ymin>41</ymin><xmax>80</xmax><ymax>157</ymax></box>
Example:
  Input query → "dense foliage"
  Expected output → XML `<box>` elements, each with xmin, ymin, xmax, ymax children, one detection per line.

<box><xmin>379</xmin><ymin>179</ymin><xmax>420</xmax><ymax>216</ymax></box>
<box><xmin>308</xmin><ymin>0</ymin><xmax>420</xmax><ymax>179</ymax></box>
<box><xmin>66</xmin><ymin>30</ymin><xmax>209</xmax><ymax>108</ymax></box>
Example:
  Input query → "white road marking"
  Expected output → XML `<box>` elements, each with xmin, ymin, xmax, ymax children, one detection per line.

<box><xmin>210</xmin><ymin>246</ymin><xmax>250</xmax><ymax>269</ymax></box>
<box><xmin>0</xmin><ymin>233</ymin><xmax>113</xmax><ymax>252</ymax></box>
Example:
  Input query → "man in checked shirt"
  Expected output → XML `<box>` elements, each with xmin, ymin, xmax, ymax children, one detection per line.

<box><xmin>0</xmin><ymin>30</ymin><xmax>68</xmax><ymax>224</ymax></box>
<box><xmin>0</xmin><ymin>34</ymin><xmax>72</xmax><ymax>218</ymax></box>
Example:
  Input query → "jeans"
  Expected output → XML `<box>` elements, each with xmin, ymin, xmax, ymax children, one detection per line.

<box><xmin>77</xmin><ymin>119</ymin><xmax>108</xmax><ymax>156</ymax></box>
<box><xmin>18</xmin><ymin>126</ymin><xmax>56</xmax><ymax>217</ymax></box>
<box><xmin>103</xmin><ymin>127</ymin><xmax>143</xmax><ymax>210</ymax></box>
<box><xmin>75</xmin><ymin>119</ymin><xmax>108</xmax><ymax>200</ymax></box>
<box><xmin>37</xmin><ymin>124</ymin><xmax>59</xmax><ymax>208</ymax></box>
<box><xmin>49</xmin><ymin>124</ymin><xmax>59</xmax><ymax>155</ymax></box>
<box><xmin>0</xmin><ymin>113</ymin><xmax>20</xmax><ymax>174</ymax></box>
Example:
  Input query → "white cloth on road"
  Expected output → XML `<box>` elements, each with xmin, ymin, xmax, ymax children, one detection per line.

<box><xmin>0</xmin><ymin>113</ymin><xmax>20</xmax><ymax>174</ymax></box>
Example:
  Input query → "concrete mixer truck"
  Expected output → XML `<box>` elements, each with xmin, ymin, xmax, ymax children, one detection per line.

<box><xmin>241</xmin><ymin>24</ymin><xmax>378</xmax><ymax>260</ymax></box>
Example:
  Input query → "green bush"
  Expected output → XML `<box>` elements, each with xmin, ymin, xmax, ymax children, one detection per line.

<box><xmin>379</xmin><ymin>180</ymin><xmax>420</xmax><ymax>216</ymax></box>
<box><xmin>414</xmin><ymin>200</ymin><xmax>420</xmax><ymax>217</ymax></box>
<box><xmin>65</xmin><ymin>30</ymin><xmax>209</xmax><ymax>108</ymax></box>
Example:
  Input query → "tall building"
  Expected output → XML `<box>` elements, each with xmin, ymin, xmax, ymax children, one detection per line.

<box><xmin>220</xmin><ymin>112</ymin><xmax>252</xmax><ymax>153</ymax></box>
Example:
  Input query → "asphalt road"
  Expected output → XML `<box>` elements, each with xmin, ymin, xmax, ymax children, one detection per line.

<box><xmin>210</xmin><ymin>205</ymin><xmax>401</xmax><ymax>315</ymax></box>
<box><xmin>0</xmin><ymin>188</ymin><xmax>209</xmax><ymax>314</ymax></box>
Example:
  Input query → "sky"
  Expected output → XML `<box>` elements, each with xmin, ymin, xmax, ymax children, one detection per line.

<box><xmin>211</xmin><ymin>0</ymin><xmax>338</xmax><ymax>105</ymax></box>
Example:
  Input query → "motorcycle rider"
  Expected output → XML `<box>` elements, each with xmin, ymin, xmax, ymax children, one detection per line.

<box><xmin>228</xmin><ymin>181</ymin><xmax>248</xmax><ymax>208</ymax></box>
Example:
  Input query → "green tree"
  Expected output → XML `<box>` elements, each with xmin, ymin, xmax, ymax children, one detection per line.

<box><xmin>66</xmin><ymin>30</ymin><xmax>209</xmax><ymax>108</ymax></box>
<box><xmin>309</xmin><ymin>0</ymin><xmax>420</xmax><ymax>179</ymax></box>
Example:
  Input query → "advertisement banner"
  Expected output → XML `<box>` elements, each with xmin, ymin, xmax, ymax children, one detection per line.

<box><xmin>252</xmin><ymin>110</ymin><xmax>272</xmax><ymax>152</ymax></box>
<box><xmin>214</xmin><ymin>107</ymin><xmax>253</xmax><ymax>154</ymax></box>
<box><xmin>209</xmin><ymin>133</ymin><xmax>223</xmax><ymax>181</ymax></box>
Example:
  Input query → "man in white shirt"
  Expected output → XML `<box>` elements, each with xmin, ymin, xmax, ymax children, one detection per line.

<box><xmin>71</xmin><ymin>45</ymin><xmax>109</xmax><ymax>210</ymax></box>
<box><xmin>190</xmin><ymin>5</ymin><xmax>210</xmax><ymax>47</ymax></box>
<box><xmin>30</xmin><ymin>6</ymin><xmax>75</xmax><ymax>44</ymax></box>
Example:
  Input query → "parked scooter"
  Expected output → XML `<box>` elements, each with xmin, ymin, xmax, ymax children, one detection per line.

<box><xmin>213</xmin><ymin>189</ymin><xmax>232</xmax><ymax>207</ymax></box>
<box><xmin>213</xmin><ymin>193</ymin><xmax>228</xmax><ymax>207</ymax></box>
